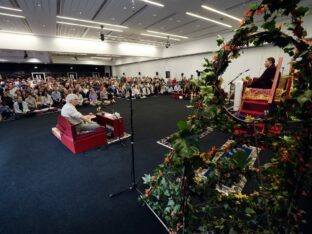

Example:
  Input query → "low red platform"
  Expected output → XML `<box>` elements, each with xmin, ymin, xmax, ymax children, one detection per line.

<box><xmin>52</xmin><ymin>115</ymin><xmax>107</xmax><ymax>154</ymax></box>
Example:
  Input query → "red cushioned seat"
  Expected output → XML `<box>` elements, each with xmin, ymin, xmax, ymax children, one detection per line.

<box><xmin>54</xmin><ymin>115</ymin><xmax>107</xmax><ymax>154</ymax></box>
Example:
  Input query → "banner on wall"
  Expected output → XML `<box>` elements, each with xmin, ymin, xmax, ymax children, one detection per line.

<box><xmin>92</xmin><ymin>72</ymin><xmax>100</xmax><ymax>78</ymax></box>
<box><xmin>31</xmin><ymin>72</ymin><xmax>46</xmax><ymax>82</ymax></box>
<box><xmin>67</xmin><ymin>72</ymin><xmax>78</xmax><ymax>79</ymax></box>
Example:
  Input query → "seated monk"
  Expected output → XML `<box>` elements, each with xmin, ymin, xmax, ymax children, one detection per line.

<box><xmin>248</xmin><ymin>57</ymin><xmax>277</xmax><ymax>89</ymax></box>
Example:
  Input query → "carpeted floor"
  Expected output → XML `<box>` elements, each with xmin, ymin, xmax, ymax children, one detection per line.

<box><xmin>0</xmin><ymin>95</ymin><xmax>310</xmax><ymax>234</ymax></box>
<box><xmin>0</xmin><ymin>96</ymin><xmax>194</xmax><ymax>234</ymax></box>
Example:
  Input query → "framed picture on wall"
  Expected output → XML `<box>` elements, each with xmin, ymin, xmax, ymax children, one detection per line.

<box><xmin>92</xmin><ymin>72</ymin><xmax>100</xmax><ymax>78</ymax></box>
<box><xmin>67</xmin><ymin>72</ymin><xmax>78</xmax><ymax>79</ymax></box>
<box><xmin>31</xmin><ymin>72</ymin><xmax>46</xmax><ymax>82</ymax></box>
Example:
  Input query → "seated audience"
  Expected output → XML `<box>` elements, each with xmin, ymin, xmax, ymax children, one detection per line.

<box><xmin>13</xmin><ymin>96</ymin><xmax>34</xmax><ymax>118</ymax></box>
<box><xmin>25</xmin><ymin>93</ymin><xmax>37</xmax><ymax>111</ymax></box>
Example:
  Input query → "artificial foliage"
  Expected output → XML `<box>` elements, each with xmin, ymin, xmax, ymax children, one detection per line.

<box><xmin>141</xmin><ymin>0</ymin><xmax>312</xmax><ymax>233</ymax></box>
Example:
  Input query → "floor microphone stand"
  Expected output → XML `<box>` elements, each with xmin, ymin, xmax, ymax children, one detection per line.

<box><xmin>226</xmin><ymin>71</ymin><xmax>244</xmax><ymax>104</ymax></box>
<box><xmin>109</xmin><ymin>89</ymin><xmax>139</xmax><ymax>198</ymax></box>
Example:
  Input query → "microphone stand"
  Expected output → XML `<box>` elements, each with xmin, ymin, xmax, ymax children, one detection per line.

<box><xmin>227</xmin><ymin>70</ymin><xmax>249</xmax><ymax>103</ymax></box>
<box><xmin>109</xmin><ymin>88</ymin><xmax>140</xmax><ymax>198</ymax></box>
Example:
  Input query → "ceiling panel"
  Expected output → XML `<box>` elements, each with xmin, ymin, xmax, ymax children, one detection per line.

<box><xmin>94</xmin><ymin>0</ymin><xmax>147</xmax><ymax>25</ymax></box>
<box><xmin>62</xmin><ymin>0</ymin><xmax>106</xmax><ymax>19</ymax></box>
<box><xmin>0</xmin><ymin>16</ymin><xmax>30</xmax><ymax>32</ymax></box>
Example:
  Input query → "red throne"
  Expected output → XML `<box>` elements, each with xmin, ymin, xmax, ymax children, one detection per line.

<box><xmin>171</xmin><ymin>91</ymin><xmax>183</xmax><ymax>99</ymax></box>
<box><xmin>52</xmin><ymin>115</ymin><xmax>107</xmax><ymax>154</ymax></box>
<box><xmin>235</xmin><ymin>57</ymin><xmax>293</xmax><ymax>135</ymax></box>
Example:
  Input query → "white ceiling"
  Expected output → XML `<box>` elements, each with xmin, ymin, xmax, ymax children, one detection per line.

<box><xmin>0</xmin><ymin>0</ymin><xmax>310</xmax><ymax>64</ymax></box>
<box><xmin>0</xmin><ymin>0</ymin><xmax>267</xmax><ymax>46</ymax></box>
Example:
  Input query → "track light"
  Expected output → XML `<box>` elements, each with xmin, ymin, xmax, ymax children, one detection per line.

<box><xmin>100</xmin><ymin>25</ymin><xmax>104</xmax><ymax>41</ymax></box>
<box><xmin>165</xmin><ymin>36</ymin><xmax>171</xmax><ymax>48</ymax></box>
<box><xmin>24</xmin><ymin>51</ymin><xmax>28</xmax><ymax>59</ymax></box>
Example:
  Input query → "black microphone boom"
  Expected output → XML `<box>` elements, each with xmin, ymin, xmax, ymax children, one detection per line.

<box><xmin>227</xmin><ymin>68</ymin><xmax>250</xmax><ymax>86</ymax></box>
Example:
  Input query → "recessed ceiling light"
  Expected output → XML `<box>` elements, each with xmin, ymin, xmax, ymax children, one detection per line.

<box><xmin>201</xmin><ymin>5</ymin><xmax>241</xmax><ymax>22</ymax></box>
<box><xmin>79</xmin><ymin>11</ymin><xmax>82</xmax><ymax>15</ymax></box>
<box><xmin>153</xmin><ymin>14</ymin><xmax>157</xmax><ymax>17</ymax></box>
<box><xmin>176</xmin><ymin>20</ymin><xmax>181</xmax><ymax>23</ymax></box>
<box><xmin>141</xmin><ymin>0</ymin><xmax>164</xmax><ymax>7</ymax></box>
<box><xmin>147</xmin><ymin>30</ymin><xmax>188</xmax><ymax>39</ymax></box>
<box><xmin>186</xmin><ymin>12</ymin><xmax>232</xmax><ymax>28</ymax></box>
<box><xmin>141</xmin><ymin>33</ymin><xmax>180</xmax><ymax>41</ymax></box>
<box><xmin>123</xmin><ymin>6</ymin><xmax>127</xmax><ymax>10</ymax></box>
<box><xmin>0</xmin><ymin>12</ymin><xmax>25</xmax><ymax>19</ymax></box>
<box><xmin>138</xmin><ymin>22</ymin><xmax>142</xmax><ymax>25</ymax></box>
<box><xmin>56</xmin><ymin>15</ymin><xmax>128</xmax><ymax>29</ymax></box>
<box><xmin>0</xmin><ymin>6</ymin><xmax>22</xmax><ymax>12</ymax></box>
<box><xmin>111</xmin><ymin>17</ymin><xmax>115</xmax><ymax>21</ymax></box>
<box><xmin>56</xmin><ymin>21</ymin><xmax>123</xmax><ymax>32</ymax></box>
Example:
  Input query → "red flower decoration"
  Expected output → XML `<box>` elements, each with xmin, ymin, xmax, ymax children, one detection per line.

<box><xmin>224</xmin><ymin>43</ymin><xmax>231</xmax><ymax>51</ymax></box>
<box><xmin>255</xmin><ymin>8</ymin><xmax>265</xmax><ymax>15</ymax></box>
<box><xmin>245</xmin><ymin>10</ymin><xmax>253</xmax><ymax>17</ymax></box>
<box><xmin>207</xmin><ymin>146</ymin><xmax>217</xmax><ymax>158</ymax></box>
<box><xmin>145</xmin><ymin>189</ymin><xmax>151</xmax><ymax>197</ymax></box>
<box><xmin>281</xmin><ymin>154</ymin><xmax>289</xmax><ymax>162</ymax></box>
<box><xmin>213</xmin><ymin>54</ymin><xmax>219</xmax><ymax>61</ymax></box>
<box><xmin>159</xmin><ymin>170</ymin><xmax>164</xmax><ymax>176</ymax></box>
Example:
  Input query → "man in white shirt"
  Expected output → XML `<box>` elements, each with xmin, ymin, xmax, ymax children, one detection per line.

<box><xmin>61</xmin><ymin>94</ymin><xmax>100</xmax><ymax>133</ymax></box>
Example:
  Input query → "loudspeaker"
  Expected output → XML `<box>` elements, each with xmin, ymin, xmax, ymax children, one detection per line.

<box><xmin>138</xmin><ymin>72</ymin><xmax>141</xmax><ymax>76</ymax></box>
<box><xmin>123</xmin><ymin>72</ymin><xmax>125</xmax><ymax>76</ymax></box>
<box><xmin>181</xmin><ymin>73</ymin><xmax>184</xmax><ymax>77</ymax></box>
<box><xmin>156</xmin><ymin>72</ymin><xmax>159</xmax><ymax>76</ymax></box>
<box><xmin>165</xmin><ymin>71</ymin><xmax>170</xmax><ymax>78</ymax></box>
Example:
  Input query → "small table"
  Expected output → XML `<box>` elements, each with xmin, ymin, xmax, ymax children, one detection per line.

<box><xmin>96</xmin><ymin>112</ymin><xmax>124</xmax><ymax>139</ymax></box>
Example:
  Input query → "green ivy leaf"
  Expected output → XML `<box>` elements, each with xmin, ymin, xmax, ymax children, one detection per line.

<box><xmin>262</xmin><ymin>20</ymin><xmax>276</xmax><ymax>32</ymax></box>
<box><xmin>250</xmin><ymin>4</ymin><xmax>258</xmax><ymax>11</ymax></box>
<box><xmin>142</xmin><ymin>174</ymin><xmax>152</xmax><ymax>184</ymax></box>
<box><xmin>229</xmin><ymin>227</ymin><xmax>238</xmax><ymax>234</ymax></box>
<box><xmin>245</xmin><ymin>207</ymin><xmax>256</xmax><ymax>217</ymax></box>
<box><xmin>177</xmin><ymin>121</ymin><xmax>187</xmax><ymax>131</ymax></box>
<box><xmin>297</xmin><ymin>90</ymin><xmax>312</xmax><ymax>106</ymax></box>
<box><xmin>216</xmin><ymin>35</ymin><xmax>224</xmax><ymax>46</ymax></box>
<box><xmin>295</xmin><ymin>6</ymin><xmax>310</xmax><ymax>18</ymax></box>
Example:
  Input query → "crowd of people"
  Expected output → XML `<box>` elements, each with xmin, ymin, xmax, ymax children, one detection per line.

<box><xmin>0</xmin><ymin>75</ymin><xmax>198</xmax><ymax>122</ymax></box>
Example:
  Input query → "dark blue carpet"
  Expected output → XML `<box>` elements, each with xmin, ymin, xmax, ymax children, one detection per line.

<box><xmin>0</xmin><ymin>96</ymin><xmax>193</xmax><ymax>234</ymax></box>
<box><xmin>0</xmin><ymin>95</ymin><xmax>310</xmax><ymax>233</ymax></box>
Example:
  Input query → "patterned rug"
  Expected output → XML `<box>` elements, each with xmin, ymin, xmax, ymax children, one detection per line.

<box><xmin>156</xmin><ymin>127</ymin><xmax>214</xmax><ymax>150</ymax></box>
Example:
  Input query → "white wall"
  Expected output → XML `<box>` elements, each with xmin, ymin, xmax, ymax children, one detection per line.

<box><xmin>114</xmin><ymin>45</ymin><xmax>292</xmax><ymax>92</ymax></box>
<box><xmin>0</xmin><ymin>33</ymin><xmax>163</xmax><ymax>58</ymax></box>
<box><xmin>113</xmin><ymin>13</ymin><xmax>312</xmax><ymax>91</ymax></box>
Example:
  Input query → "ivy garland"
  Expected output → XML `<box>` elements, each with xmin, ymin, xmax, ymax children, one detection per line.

<box><xmin>141</xmin><ymin>0</ymin><xmax>312</xmax><ymax>233</ymax></box>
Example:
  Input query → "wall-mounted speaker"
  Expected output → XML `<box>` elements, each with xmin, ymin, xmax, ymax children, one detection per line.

<box><xmin>156</xmin><ymin>72</ymin><xmax>159</xmax><ymax>76</ymax></box>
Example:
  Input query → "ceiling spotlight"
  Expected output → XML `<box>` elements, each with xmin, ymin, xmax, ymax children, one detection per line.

<box><xmin>100</xmin><ymin>25</ymin><xmax>104</xmax><ymax>41</ymax></box>
<box><xmin>131</xmin><ymin>0</ymin><xmax>136</xmax><ymax>12</ymax></box>
<box><xmin>165</xmin><ymin>36</ymin><xmax>171</xmax><ymax>48</ymax></box>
